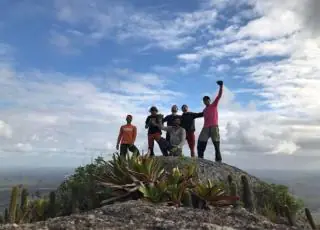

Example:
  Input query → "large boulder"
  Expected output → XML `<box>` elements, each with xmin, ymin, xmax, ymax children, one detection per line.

<box><xmin>0</xmin><ymin>200</ymin><xmax>310</xmax><ymax>230</ymax></box>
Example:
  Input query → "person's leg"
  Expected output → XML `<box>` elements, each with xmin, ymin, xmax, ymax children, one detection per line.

<box><xmin>186</xmin><ymin>131</ymin><xmax>196</xmax><ymax>157</ymax></box>
<box><xmin>165</xmin><ymin>132</ymin><xmax>171</xmax><ymax>142</ymax></box>
<box><xmin>197</xmin><ymin>128</ymin><xmax>209</xmax><ymax>158</ymax></box>
<box><xmin>120</xmin><ymin>144</ymin><xmax>128</xmax><ymax>157</ymax></box>
<box><xmin>210</xmin><ymin>126</ymin><xmax>222</xmax><ymax>162</ymax></box>
<box><xmin>128</xmin><ymin>144</ymin><xmax>140</xmax><ymax>156</ymax></box>
<box><xmin>154</xmin><ymin>133</ymin><xmax>170</xmax><ymax>156</ymax></box>
<box><xmin>148</xmin><ymin>134</ymin><xmax>155</xmax><ymax>156</ymax></box>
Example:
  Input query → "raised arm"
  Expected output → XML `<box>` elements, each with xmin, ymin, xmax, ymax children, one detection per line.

<box><xmin>212</xmin><ymin>84</ymin><xmax>223</xmax><ymax>106</ymax></box>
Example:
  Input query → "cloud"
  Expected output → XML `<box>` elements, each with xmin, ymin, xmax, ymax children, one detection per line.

<box><xmin>0</xmin><ymin>120</ymin><xmax>12</xmax><ymax>138</ymax></box>
<box><xmin>52</xmin><ymin>0</ymin><xmax>219</xmax><ymax>51</ymax></box>
<box><xmin>1</xmin><ymin>0</ymin><xmax>320</xmax><ymax>170</ymax></box>
<box><xmin>49</xmin><ymin>30</ymin><xmax>80</xmax><ymax>54</ymax></box>
<box><xmin>0</xmin><ymin>63</ymin><xmax>185</xmax><ymax>161</ymax></box>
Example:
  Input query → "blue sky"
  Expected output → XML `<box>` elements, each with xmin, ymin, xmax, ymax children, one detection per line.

<box><xmin>0</xmin><ymin>0</ymin><xmax>320</xmax><ymax>170</ymax></box>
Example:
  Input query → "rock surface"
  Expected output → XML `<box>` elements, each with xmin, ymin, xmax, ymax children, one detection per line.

<box><xmin>0</xmin><ymin>200</ymin><xmax>311</xmax><ymax>230</ymax></box>
<box><xmin>0</xmin><ymin>156</ymin><xmax>312</xmax><ymax>229</ymax></box>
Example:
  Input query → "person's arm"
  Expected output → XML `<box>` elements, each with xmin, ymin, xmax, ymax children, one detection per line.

<box><xmin>163</xmin><ymin>115</ymin><xmax>168</xmax><ymax>124</ymax></box>
<box><xmin>132</xmin><ymin>126</ymin><xmax>137</xmax><ymax>144</ymax></box>
<box><xmin>212</xmin><ymin>84</ymin><xmax>223</xmax><ymax>106</ymax></box>
<box><xmin>192</xmin><ymin>112</ymin><xmax>204</xmax><ymax>119</ymax></box>
<box><xmin>116</xmin><ymin>126</ymin><xmax>123</xmax><ymax>148</ymax></box>
<box><xmin>178</xmin><ymin>128</ymin><xmax>186</xmax><ymax>148</ymax></box>
<box><xmin>145</xmin><ymin>116</ymin><xmax>150</xmax><ymax>129</ymax></box>
<box><xmin>153</xmin><ymin>121</ymin><xmax>170</xmax><ymax>132</ymax></box>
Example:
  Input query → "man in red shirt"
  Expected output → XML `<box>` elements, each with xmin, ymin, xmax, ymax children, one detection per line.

<box><xmin>116</xmin><ymin>115</ymin><xmax>140</xmax><ymax>157</ymax></box>
<box><xmin>197</xmin><ymin>80</ymin><xmax>223</xmax><ymax>161</ymax></box>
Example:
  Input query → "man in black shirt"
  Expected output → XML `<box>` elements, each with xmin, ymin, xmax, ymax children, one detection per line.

<box><xmin>163</xmin><ymin>105</ymin><xmax>181</xmax><ymax>142</ymax></box>
<box><xmin>145</xmin><ymin>106</ymin><xmax>163</xmax><ymax>156</ymax></box>
<box><xmin>180</xmin><ymin>104</ymin><xmax>203</xmax><ymax>157</ymax></box>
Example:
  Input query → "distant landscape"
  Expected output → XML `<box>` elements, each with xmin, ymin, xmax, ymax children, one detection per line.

<box><xmin>248</xmin><ymin>169</ymin><xmax>320</xmax><ymax>224</ymax></box>
<box><xmin>0</xmin><ymin>167</ymin><xmax>73</xmax><ymax>212</ymax></box>
<box><xmin>0</xmin><ymin>166</ymin><xmax>319</xmax><ymax>224</ymax></box>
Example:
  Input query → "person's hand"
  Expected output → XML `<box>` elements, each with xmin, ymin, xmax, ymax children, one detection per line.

<box><xmin>216</xmin><ymin>80</ymin><xmax>223</xmax><ymax>86</ymax></box>
<box><xmin>150</xmin><ymin>119</ymin><xmax>156</xmax><ymax>126</ymax></box>
<box><xmin>116</xmin><ymin>144</ymin><xmax>119</xmax><ymax>150</ymax></box>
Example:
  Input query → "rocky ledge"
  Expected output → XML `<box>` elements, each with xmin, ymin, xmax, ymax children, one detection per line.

<box><xmin>0</xmin><ymin>200</ymin><xmax>311</xmax><ymax>230</ymax></box>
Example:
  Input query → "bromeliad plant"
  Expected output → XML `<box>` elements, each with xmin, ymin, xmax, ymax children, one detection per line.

<box><xmin>193</xmin><ymin>179</ymin><xmax>239</xmax><ymax>207</ymax></box>
<box><xmin>98</xmin><ymin>152</ymin><xmax>240</xmax><ymax>208</ymax></box>
<box><xmin>97</xmin><ymin>152</ymin><xmax>166</xmax><ymax>204</ymax></box>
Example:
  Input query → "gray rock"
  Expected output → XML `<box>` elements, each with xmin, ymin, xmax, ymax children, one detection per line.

<box><xmin>0</xmin><ymin>156</ymin><xmax>312</xmax><ymax>229</ymax></box>
<box><xmin>0</xmin><ymin>200</ymin><xmax>309</xmax><ymax>230</ymax></box>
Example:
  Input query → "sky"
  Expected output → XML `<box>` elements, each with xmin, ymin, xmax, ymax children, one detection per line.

<box><xmin>0</xmin><ymin>0</ymin><xmax>320</xmax><ymax>170</ymax></box>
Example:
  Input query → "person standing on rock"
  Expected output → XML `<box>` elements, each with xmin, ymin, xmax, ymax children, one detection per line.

<box><xmin>197</xmin><ymin>80</ymin><xmax>223</xmax><ymax>162</ymax></box>
<box><xmin>163</xmin><ymin>105</ymin><xmax>181</xmax><ymax>142</ymax></box>
<box><xmin>180</xmin><ymin>104</ymin><xmax>203</xmax><ymax>157</ymax></box>
<box><xmin>116</xmin><ymin>115</ymin><xmax>140</xmax><ymax>157</ymax></box>
<box><xmin>145</xmin><ymin>106</ymin><xmax>163</xmax><ymax>156</ymax></box>
<box><xmin>151</xmin><ymin>117</ymin><xmax>186</xmax><ymax>156</ymax></box>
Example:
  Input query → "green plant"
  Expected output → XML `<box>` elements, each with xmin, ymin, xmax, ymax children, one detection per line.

<box><xmin>20</xmin><ymin>188</ymin><xmax>29</xmax><ymax>213</ymax></box>
<box><xmin>284</xmin><ymin>205</ymin><xmax>294</xmax><ymax>226</ymax></box>
<box><xmin>55</xmin><ymin>156</ymin><xmax>111</xmax><ymax>215</ymax></box>
<box><xmin>262</xmin><ymin>203</ymin><xmax>277</xmax><ymax>223</ymax></box>
<box><xmin>138</xmin><ymin>181</ymin><xmax>167</xmax><ymax>203</ymax></box>
<box><xmin>48</xmin><ymin>191</ymin><xmax>56</xmax><ymax>218</ymax></box>
<box><xmin>99</xmin><ymin>152</ymin><xmax>165</xmax><ymax>205</ymax></box>
<box><xmin>227</xmin><ymin>174</ymin><xmax>233</xmax><ymax>186</ymax></box>
<box><xmin>305</xmin><ymin>208</ymin><xmax>316</xmax><ymax>229</ymax></box>
<box><xmin>165</xmin><ymin>166</ymin><xmax>195</xmax><ymax>206</ymax></box>
<box><xmin>4</xmin><ymin>208</ymin><xmax>8</xmax><ymax>223</ymax></box>
<box><xmin>0</xmin><ymin>214</ymin><xmax>4</xmax><ymax>224</ymax></box>
<box><xmin>138</xmin><ymin>163</ymin><xmax>197</xmax><ymax>207</ymax></box>
<box><xmin>8</xmin><ymin>186</ymin><xmax>19</xmax><ymax>223</ymax></box>
<box><xmin>229</xmin><ymin>182</ymin><xmax>239</xmax><ymax>207</ymax></box>
<box><xmin>100</xmin><ymin>153</ymin><xmax>240</xmax><ymax>209</ymax></box>
<box><xmin>31</xmin><ymin>198</ymin><xmax>49</xmax><ymax>221</ymax></box>
<box><xmin>194</xmin><ymin>179</ymin><xmax>239</xmax><ymax>207</ymax></box>
<box><xmin>240</xmin><ymin>175</ymin><xmax>254</xmax><ymax>212</ymax></box>
<box><xmin>255</xmin><ymin>182</ymin><xmax>304</xmax><ymax>221</ymax></box>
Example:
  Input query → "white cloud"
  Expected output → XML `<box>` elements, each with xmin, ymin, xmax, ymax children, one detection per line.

<box><xmin>49</xmin><ymin>30</ymin><xmax>81</xmax><ymax>54</ymax></box>
<box><xmin>0</xmin><ymin>63</ymin><xmax>185</xmax><ymax>160</ymax></box>
<box><xmin>1</xmin><ymin>0</ymin><xmax>320</xmax><ymax>170</ymax></box>
<box><xmin>52</xmin><ymin>0</ymin><xmax>219</xmax><ymax>51</ymax></box>
<box><xmin>0</xmin><ymin>120</ymin><xmax>12</xmax><ymax>138</ymax></box>
<box><xmin>16</xmin><ymin>143</ymin><xmax>33</xmax><ymax>152</ymax></box>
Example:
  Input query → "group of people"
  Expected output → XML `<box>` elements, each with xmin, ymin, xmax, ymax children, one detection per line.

<box><xmin>116</xmin><ymin>80</ymin><xmax>223</xmax><ymax>162</ymax></box>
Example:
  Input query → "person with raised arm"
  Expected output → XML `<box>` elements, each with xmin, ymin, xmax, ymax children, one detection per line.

<box><xmin>180</xmin><ymin>104</ymin><xmax>203</xmax><ymax>157</ymax></box>
<box><xmin>197</xmin><ymin>80</ymin><xmax>223</xmax><ymax>161</ymax></box>
<box><xmin>163</xmin><ymin>105</ymin><xmax>181</xmax><ymax>142</ymax></box>
<box><xmin>145</xmin><ymin>106</ymin><xmax>163</xmax><ymax>156</ymax></box>
<box><xmin>116</xmin><ymin>115</ymin><xmax>140</xmax><ymax>157</ymax></box>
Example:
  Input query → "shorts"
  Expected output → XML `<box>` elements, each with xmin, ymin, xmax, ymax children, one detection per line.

<box><xmin>198</xmin><ymin>126</ymin><xmax>220</xmax><ymax>142</ymax></box>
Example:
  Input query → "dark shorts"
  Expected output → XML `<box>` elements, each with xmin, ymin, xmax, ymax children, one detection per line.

<box><xmin>120</xmin><ymin>144</ymin><xmax>139</xmax><ymax>156</ymax></box>
<box><xmin>198</xmin><ymin>126</ymin><xmax>220</xmax><ymax>142</ymax></box>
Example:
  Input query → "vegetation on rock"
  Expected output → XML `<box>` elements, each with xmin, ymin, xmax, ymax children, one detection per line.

<box><xmin>98</xmin><ymin>152</ymin><xmax>239</xmax><ymax>208</ymax></box>
<box><xmin>0</xmin><ymin>152</ymin><xmax>317</xmax><ymax>229</ymax></box>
